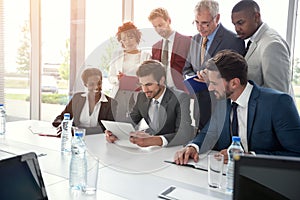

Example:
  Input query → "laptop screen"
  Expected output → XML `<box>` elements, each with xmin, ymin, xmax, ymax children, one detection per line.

<box><xmin>233</xmin><ymin>154</ymin><xmax>300</xmax><ymax>200</ymax></box>
<box><xmin>0</xmin><ymin>152</ymin><xmax>48</xmax><ymax>200</ymax></box>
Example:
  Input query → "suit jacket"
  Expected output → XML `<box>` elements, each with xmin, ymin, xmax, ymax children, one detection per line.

<box><xmin>182</xmin><ymin>23</ymin><xmax>246</xmax><ymax>130</ymax></box>
<box><xmin>52</xmin><ymin>92</ymin><xmax>117</xmax><ymax>135</ymax></box>
<box><xmin>152</xmin><ymin>32</ymin><xmax>191</xmax><ymax>92</ymax></box>
<box><xmin>192</xmin><ymin>81</ymin><xmax>300</xmax><ymax>157</ymax></box>
<box><xmin>183</xmin><ymin>23</ymin><xmax>245</xmax><ymax>76</ymax></box>
<box><xmin>246</xmin><ymin>23</ymin><xmax>293</xmax><ymax>96</ymax></box>
<box><xmin>130</xmin><ymin>87</ymin><xmax>194</xmax><ymax>146</ymax></box>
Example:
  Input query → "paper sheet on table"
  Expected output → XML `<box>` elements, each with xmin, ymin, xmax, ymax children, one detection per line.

<box><xmin>159</xmin><ymin>185</ymin><xmax>223</xmax><ymax>200</ymax></box>
<box><xmin>28</xmin><ymin>125</ymin><xmax>60</xmax><ymax>137</ymax></box>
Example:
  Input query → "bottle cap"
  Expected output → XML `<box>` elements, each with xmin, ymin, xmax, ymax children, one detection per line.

<box><xmin>75</xmin><ymin>132</ymin><xmax>84</xmax><ymax>137</ymax></box>
<box><xmin>0</xmin><ymin>104</ymin><xmax>3</xmax><ymax>107</ymax></box>
<box><xmin>63</xmin><ymin>113</ymin><xmax>70</xmax><ymax>119</ymax></box>
<box><xmin>232</xmin><ymin>136</ymin><xmax>241</xmax><ymax>142</ymax></box>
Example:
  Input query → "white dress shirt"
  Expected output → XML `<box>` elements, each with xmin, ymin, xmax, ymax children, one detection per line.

<box><xmin>232</xmin><ymin>82</ymin><xmax>253</xmax><ymax>152</ymax></box>
<box><xmin>163</xmin><ymin>32</ymin><xmax>176</xmax><ymax>88</ymax></box>
<box><xmin>79</xmin><ymin>92</ymin><xmax>108</xmax><ymax>127</ymax></box>
<box><xmin>148</xmin><ymin>87</ymin><xmax>168</xmax><ymax>147</ymax></box>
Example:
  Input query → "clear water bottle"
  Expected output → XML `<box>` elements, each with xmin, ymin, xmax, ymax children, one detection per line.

<box><xmin>226</xmin><ymin>136</ymin><xmax>244</xmax><ymax>193</ymax></box>
<box><xmin>61</xmin><ymin>113</ymin><xmax>72</xmax><ymax>153</ymax></box>
<box><xmin>69</xmin><ymin>131</ymin><xmax>87</xmax><ymax>190</ymax></box>
<box><xmin>0</xmin><ymin>104</ymin><xmax>6</xmax><ymax>135</ymax></box>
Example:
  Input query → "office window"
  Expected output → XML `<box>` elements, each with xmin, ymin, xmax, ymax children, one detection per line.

<box><xmin>40</xmin><ymin>0</ymin><xmax>70</xmax><ymax>121</ymax></box>
<box><xmin>2</xmin><ymin>0</ymin><xmax>30</xmax><ymax>121</ymax></box>
<box><xmin>84</xmin><ymin>0</ymin><xmax>122</xmax><ymax>96</ymax></box>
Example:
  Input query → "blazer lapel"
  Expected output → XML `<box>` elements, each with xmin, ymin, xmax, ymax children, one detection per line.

<box><xmin>245</xmin><ymin>24</ymin><xmax>268</xmax><ymax>59</ymax></box>
<box><xmin>247</xmin><ymin>81</ymin><xmax>259</xmax><ymax>143</ymax></box>
<box><xmin>207</xmin><ymin>24</ymin><xmax>224</xmax><ymax>57</ymax></box>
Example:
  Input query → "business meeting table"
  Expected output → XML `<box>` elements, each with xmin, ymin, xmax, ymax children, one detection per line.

<box><xmin>0</xmin><ymin>120</ymin><xmax>231</xmax><ymax>200</ymax></box>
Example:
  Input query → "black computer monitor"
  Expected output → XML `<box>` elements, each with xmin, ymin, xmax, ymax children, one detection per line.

<box><xmin>0</xmin><ymin>152</ymin><xmax>48</xmax><ymax>200</ymax></box>
<box><xmin>233</xmin><ymin>154</ymin><xmax>300</xmax><ymax>200</ymax></box>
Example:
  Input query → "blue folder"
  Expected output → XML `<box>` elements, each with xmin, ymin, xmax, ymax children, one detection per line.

<box><xmin>183</xmin><ymin>75</ymin><xmax>208</xmax><ymax>94</ymax></box>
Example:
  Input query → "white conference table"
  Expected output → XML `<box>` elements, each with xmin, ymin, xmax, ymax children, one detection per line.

<box><xmin>1</xmin><ymin>120</ymin><xmax>231</xmax><ymax>200</ymax></box>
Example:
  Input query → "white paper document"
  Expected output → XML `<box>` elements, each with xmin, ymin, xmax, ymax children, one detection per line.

<box><xmin>158</xmin><ymin>185</ymin><xmax>223</xmax><ymax>200</ymax></box>
<box><xmin>101</xmin><ymin>120</ymin><xmax>138</xmax><ymax>148</ymax></box>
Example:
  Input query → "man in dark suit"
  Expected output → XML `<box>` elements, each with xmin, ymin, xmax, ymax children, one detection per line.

<box><xmin>183</xmin><ymin>0</ymin><xmax>245</xmax><ymax>131</ymax></box>
<box><xmin>148</xmin><ymin>7</ymin><xmax>191</xmax><ymax>92</ymax></box>
<box><xmin>106</xmin><ymin>60</ymin><xmax>194</xmax><ymax>147</ymax></box>
<box><xmin>175</xmin><ymin>50</ymin><xmax>300</xmax><ymax>165</ymax></box>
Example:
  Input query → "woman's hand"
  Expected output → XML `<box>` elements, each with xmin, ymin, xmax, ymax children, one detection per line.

<box><xmin>117</xmin><ymin>72</ymin><xmax>125</xmax><ymax>80</ymax></box>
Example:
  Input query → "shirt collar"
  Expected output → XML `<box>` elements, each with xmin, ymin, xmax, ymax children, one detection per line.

<box><xmin>152</xmin><ymin>87</ymin><xmax>166</xmax><ymax>104</ymax></box>
<box><xmin>165</xmin><ymin>31</ymin><xmax>175</xmax><ymax>43</ymax></box>
<box><xmin>249</xmin><ymin>22</ymin><xmax>265</xmax><ymax>42</ymax></box>
<box><xmin>81</xmin><ymin>92</ymin><xmax>108</xmax><ymax>103</ymax></box>
<box><xmin>232</xmin><ymin>82</ymin><xmax>253</xmax><ymax>108</ymax></box>
<box><xmin>207</xmin><ymin>24</ymin><xmax>220</xmax><ymax>42</ymax></box>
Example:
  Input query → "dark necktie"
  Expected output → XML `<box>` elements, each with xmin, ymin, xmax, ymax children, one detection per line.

<box><xmin>201</xmin><ymin>37</ymin><xmax>208</xmax><ymax>65</ymax></box>
<box><xmin>231</xmin><ymin>102</ymin><xmax>239</xmax><ymax>136</ymax></box>
<box><xmin>161</xmin><ymin>39</ymin><xmax>169</xmax><ymax>67</ymax></box>
<box><xmin>244</xmin><ymin>40</ymin><xmax>252</xmax><ymax>56</ymax></box>
<box><xmin>151</xmin><ymin>100</ymin><xmax>160</xmax><ymax>131</ymax></box>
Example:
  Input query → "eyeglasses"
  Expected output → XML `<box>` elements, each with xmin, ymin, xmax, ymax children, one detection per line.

<box><xmin>137</xmin><ymin>82</ymin><xmax>158</xmax><ymax>87</ymax></box>
<box><xmin>193</xmin><ymin>16</ymin><xmax>216</xmax><ymax>28</ymax></box>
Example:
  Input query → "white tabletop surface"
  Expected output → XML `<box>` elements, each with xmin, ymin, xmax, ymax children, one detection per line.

<box><xmin>0</xmin><ymin>120</ymin><xmax>231</xmax><ymax>200</ymax></box>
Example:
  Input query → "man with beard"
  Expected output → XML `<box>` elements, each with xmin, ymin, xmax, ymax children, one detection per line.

<box><xmin>106</xmin><ymin>60</ymin><xmax>194</xmax><ymax>147</ymax></box>
<box><xmin>149</xmin><ymin>7</ymin><xmax>191</xmax><ymax>92</ymax></box>
<box><xmin>174</xmin><ymin>50</ymin><xmax>300</xmax><ymax>165</ymax></box>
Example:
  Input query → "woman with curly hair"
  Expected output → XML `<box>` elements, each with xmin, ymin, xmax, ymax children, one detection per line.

<box><xmin>108</xmin><ymin>21</ymin><xmax>151</xmax><ymax>122</ymax></box>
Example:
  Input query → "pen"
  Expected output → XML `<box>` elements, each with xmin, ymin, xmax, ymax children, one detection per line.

<box><xmin>164</xmin><ymin>160</ymin><xmax>226</xmax><ymax>176</ymax></box>
<box><xmin>164</xmin><ymin>160</ymin><xmax>208</xmax><ymax>172</ymax></box>
<box><xmin>38</xmin><ymin>133</ymin><xmax>60</xmax><ymax>138</ymax></box>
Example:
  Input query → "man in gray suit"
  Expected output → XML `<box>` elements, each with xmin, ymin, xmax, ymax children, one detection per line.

<box><xmin>106</xmin><ymin>60</ymin><xmax>194</xmax><ymax>147</ymax></box>
<box><xmin>231</xmin><ymin>0</ymin><xmax>293</xmax><ymax>95</ymax></box>
<box><xmin>183</xmin><ymin>0</ymin><xmax>245</xmax><ymax>131</ymax></box>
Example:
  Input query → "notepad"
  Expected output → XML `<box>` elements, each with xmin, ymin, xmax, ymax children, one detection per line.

<box><xmin>183</xmin><ymin>75</ymin><xmax>208</xmax><ymax>94</ymax></box>
<box><xmin>119</xmin><ymin>75</ymin><xmax>141</xmax><ymax>91</ymax></box>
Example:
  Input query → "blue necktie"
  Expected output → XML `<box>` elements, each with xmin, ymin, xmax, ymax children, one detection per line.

<box><xmin>231</xmin><ymin>102</ymin><xmax>239</xmax><ymax>136</ymax></box>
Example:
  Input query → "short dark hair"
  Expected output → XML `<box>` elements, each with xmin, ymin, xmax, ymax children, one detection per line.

<box><xmin>206</xmin><ymin>50</ymin><xmax>248</xmax><ymax>85</ymax></box>
<box><xmin>136</xmin><ymin>60</ymin><xmax>166</xmax><ymax>82</ymax></box>
<box><xmin>232</xmin><ymin>0</ymin><xmax>260</xmax><ymax>13</ymax></box>
<box><xmin>81</xmin><ymin>68</ymin><xmax>102</xmax><ymax>85</ymax></box>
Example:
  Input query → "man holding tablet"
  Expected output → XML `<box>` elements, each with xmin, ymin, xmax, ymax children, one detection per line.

<box><xmin>106</xmin><ymin>60</ymin><xmax>194</xmax><ymax>147</ymax></box>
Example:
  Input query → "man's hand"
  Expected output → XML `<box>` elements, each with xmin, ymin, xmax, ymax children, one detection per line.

<box><xmin>174</xmin><ymin>146</ymin><xmax>199</xmax><ymax>165</ymax></box>
<box><xmin>195</xmin><ymin>69</ymin><xmax>209</xmax><ymax>83</ymax></box>
<box><xmin>105</xmin><ymin>130</ymin><xmax>118</xmax><ymax>143</ymax></box>
<box><xmin>129</xmin><ymin>131</ymin><xmax>162</xmax><ymax>147</ymax></box>
<box><xmin>219</xmin><ymin>149</ymin><xmax>228</xmax><ymax>164</ymax></box>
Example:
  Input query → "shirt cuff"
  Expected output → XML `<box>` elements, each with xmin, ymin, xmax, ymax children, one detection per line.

<box><xmin>160</xmin><ymin>136</ymin><xmax>168</xmax><ymax>147</ymax></box>
<box><xmin>187</xmin><ymin>143</ymin><xmax>199</xmax><ymax>153</ymax></box>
